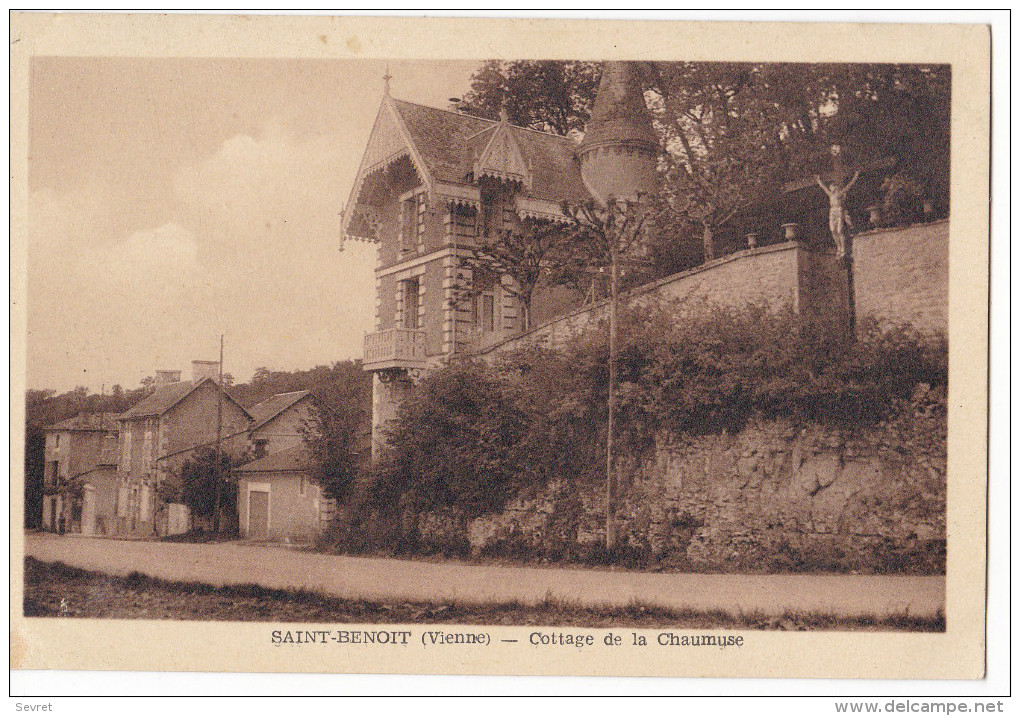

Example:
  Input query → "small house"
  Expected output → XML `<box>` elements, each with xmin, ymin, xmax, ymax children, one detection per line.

<box><xmin>40</xmin><ymin>412</ymin><xmax>121</xmax><ymax>534</ymax></box>
<box><xmin>116</xmin><ymin>361</ymin><xmax>252</xmax><ymax>536</ymax></box>
<box><xmin>234</xmin><ymin>445</ymin><xmax>334</xmax><ymax>542</ymax></box>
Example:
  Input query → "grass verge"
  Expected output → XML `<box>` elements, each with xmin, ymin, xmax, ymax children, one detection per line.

<box><xmin>22</xmin><ymin>557</ymin><xmax>944</xmax><ymax>631</ymax></box>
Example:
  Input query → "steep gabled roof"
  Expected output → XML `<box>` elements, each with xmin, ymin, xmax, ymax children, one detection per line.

<box><xmin>510</xmin><ymin>125</ymin><xmax>590</xmax><ymax>204</ymax></box>
<box><xmin>389</xmin><ymin>98</ymin><xmax>590</xmax><ymax>203</ymax></box>
<box><xmin>120</xmin><ymin>378</ymin><xmax>251</xmax><ymax>421</ymax></box>
<box><xmin>475</xmin><ymin>117</ymin><xmax>531</xmax><ymax>185</ymax></box>
<box><xmin>45</xmin><ymin>412</ymin><xmax>123</xmax><ymax>432</ymax></box>
<box><xmin>390</xmin><ymin>99</ymin><xmax>495</xmax><ymax>183</ymax></box>
<box><xmin>248</xmin><ymin>390</ymin><xmax>312</xmax><ymax>432</ymax></box>
<box><xmin>234</xmin><ymin>444</ymin><xmax>314</xmax><ymax>474</ymax></box>
<box><xmin>343</xmin><ymin>94</ymin><xmax>593</xmax><ymax>243</ymax></box>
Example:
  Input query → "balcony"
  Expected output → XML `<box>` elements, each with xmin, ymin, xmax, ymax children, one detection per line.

<box><xmin>363</xmin><ymin>328</ymin><xmax>428</xmax><ymax>371</ymax></box>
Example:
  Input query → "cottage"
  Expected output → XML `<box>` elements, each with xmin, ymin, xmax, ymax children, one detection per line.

<box><xmin>116</xmin><ymin>361</ymin><xmax>251</xmax><ymax>536</ymax></box>
<box><xmin>40</xmin><ymin>412</ymin><xmax>121</xmax><ymax>534</ymax></box>
<box><xmin>234</xmin><ymin>445</ymin><xmax>334</xmax><ymax>541</ymax></box>
<box><xmin>342</xmin><ymin>62</ymin><xmax>659</xmax><ymax>454</ymax></box>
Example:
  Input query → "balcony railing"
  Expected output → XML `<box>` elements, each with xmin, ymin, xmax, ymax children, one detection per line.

<box><xmin>363</xmin><ymin>328</ymin><xmax>428</xmax><ymax>371</ymax></box>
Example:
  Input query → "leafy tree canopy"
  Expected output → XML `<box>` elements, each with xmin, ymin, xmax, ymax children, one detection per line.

<box><xmin>459</xmin><ymin>60</ymin><xmax>601</xmax><ymax>137</ymax></box>
<box><xmin>459</xmin><ymin>59</ymin><xmax>950</xmax><ymax>270</ymax></box>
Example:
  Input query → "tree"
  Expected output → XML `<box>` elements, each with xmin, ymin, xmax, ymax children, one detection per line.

<box><xmin>172</xmin><ymin>447</ymin><xmax>237</xmax><ymax>531</ymax></box>
<box><xmin>558</xmin><ymin>196</ymin><xmax>650</xmax><ymax>549</ymax></box>
<box><xmin>459</xmin><ymin>60</ymin><xmax>601</xmax><ymax>137</ymax></box>
<box><xmin>820</xmin><ymin>63</ymin><xmax>951</xmax><ymax>216</ymax></box>
<box><xmin>645</xmin><ymin>61</ymin><xmax>808</xmax><ymax>261</ymax></box>
<box><xmin>372</xmin><ymin>361</ymin><xmax>531</xmax><ymax>518</ymax></box>
<box><xmin>458</xmin><ymin>59</ymin><xmax>950</xmax><ymax>267</ymax></box>
<box><xmin>300</xmin><ymin>361</ymin><xmax>373</xmax><ymax>502</ymax></box>
<box><xmin>553</xmin><ymin>197</ymin><xmax>651</xmax><ymax>300</ymax></box>
<box><xmin>645</xmin><ymin>61</ymin><xmax>952</xmax><ymax>260</ymax></box>
<box><xmin>452</xmin><ymin>219</ymin><xmax>574</xmax><ymax>331</ymax></box>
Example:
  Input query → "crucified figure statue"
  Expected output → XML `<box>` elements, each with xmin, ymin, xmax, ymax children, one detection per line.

<box><xmin>815</xmin><ymin>170</ymin><xmax>860</xmax><ymax>258</ymax></box>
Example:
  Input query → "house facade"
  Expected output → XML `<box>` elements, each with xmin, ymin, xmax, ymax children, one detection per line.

<box><xmin>116</xmin><ymin>361</ymin><xmax>251</xmax><ymax>536</ymax></box>
<box><xmin>246</xmin><ymin>390</ymin><xmax>316</xmax><ymax>459</ymax></box>
<box><xmin>40</xmin><ymin>412</ymin><xmax>121</xmax><ymax>534</ymax></box>
<box><xmin>234</xmin><ymin>445</ymin><xmax>334</xmax><ymax>541</ymax></box>
<box><xmin>343</xmin><ymin>62</ymin><xmax>659</xmax><ymax>454</ymax></box>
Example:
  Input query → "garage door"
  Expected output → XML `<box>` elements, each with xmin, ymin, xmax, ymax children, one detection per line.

<box><xmin>248</xmin><ymin>490</ymin><xmax>269</xmax><ymax>539</ymax></box>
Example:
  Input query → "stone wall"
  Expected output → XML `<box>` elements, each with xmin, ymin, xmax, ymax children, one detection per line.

<box><xmin>458</xmin><ymin>386</ymin><xmax>946</xmax><ymax>574</ymax></box>
<box><xmin>470</xmin><ymin>220</ymin><xmax>947</xmax><ymax>362</ymax></box>
<box><xmin>474</xmin><ymin>241</ymin><xmax>852</xmax><ymax>359</ymax></box>
<box><xmin>852</xmin><ymin>220</ymin><xmax>949</xmax><ymax>335</ymax></box>
<box><xmin>409</xmin><ymin>222</ymin><xmax>950</xmax><ymax>573</ymax></box>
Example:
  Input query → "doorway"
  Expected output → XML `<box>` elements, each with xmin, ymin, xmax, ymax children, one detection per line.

<box><xmin>248</xmin><ymin>489</ymin><xmax>269</xmax><ymax>539</ymax></box>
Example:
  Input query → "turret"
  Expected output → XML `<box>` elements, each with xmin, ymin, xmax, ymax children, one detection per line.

<box><xmin>578</xmin><ymin>61</ymin><xmax>659</xmax><ymax>203</ymax></box>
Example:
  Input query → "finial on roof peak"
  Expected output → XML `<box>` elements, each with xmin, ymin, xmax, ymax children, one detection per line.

<box><xmin>499</xmin><ymin>106</ymin><xmax>510</xmax><ymax>123</ymax></box>
<box><xmin>382</xmin><ymin>64</ymin><xmax>393</xmax><ymax>96</ymax></box>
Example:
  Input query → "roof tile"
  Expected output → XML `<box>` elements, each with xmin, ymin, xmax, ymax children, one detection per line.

<box><xmin>234</xmin><ymin>444</ymin><xmax>314</xmax><ymax>474</ymax></box>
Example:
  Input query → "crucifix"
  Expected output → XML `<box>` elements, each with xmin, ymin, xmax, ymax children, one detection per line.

<box><xmin>815</xmin><ymin>145</ymin><xmax>859</xmax><ymax>259</ymax></box>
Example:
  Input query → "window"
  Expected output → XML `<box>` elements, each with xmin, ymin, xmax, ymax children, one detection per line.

<box><xmin>402</xmin><ymin>278</ymin><xmax>420</xmax><ymax>330</ymax></box>
<box><xmin>416</xmin><ymin>193</ymin><xmax>427</xmax><ymax>251</ymax></box>
<box><xmin>472</xmin><ymin>271</ymin><xmax>496</xmax><ymax>333</ymax></box>
<box><xmin>299</xmin><ymin>475</ymin><xmax>307</xmax><ymax>496</ymax></box>
<box><xmin>399</xmin><ymin>190</ymin><xmax>426</xmax><ymax>254</ymax></box>
<box><xmin>481</xmin><ymin>189</ymin><xmax>516</xmax><ymax>239</ymax></box>
<box><xmin>481</xmin><ymin>196</ymin><xmax>498</xmax><ymax>238</ymax></box>
<box><xmin>143</xmin><ymin>429</ymin><xmax>153</xmax><ymax>471</ymax></box>
<box><xmin>253</xmin><ymin>439</ymin><xmax>269</xmax><ymax>459</ymax></box>
<box><xmin>122</xmin><ymin>431</ymin><xmax>132</xmax><ymax>473</ymax></box>
<box><xmin>54</xmin><ymin>433</ymin><xmax>61</xmax><ymax>449</ymax></box>
<box><xmin>47</xmin><ymin>460</ymin><xmax>60</xmax><ymax>485</ymax></box>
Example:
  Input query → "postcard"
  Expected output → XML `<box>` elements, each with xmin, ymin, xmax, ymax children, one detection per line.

<box><xmin>9</xmin><ymin>13</ymin><xmax>990</xmax><ymax>681</ymax></box>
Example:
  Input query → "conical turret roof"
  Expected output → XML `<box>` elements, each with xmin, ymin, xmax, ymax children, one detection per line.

<box><xmin>579</xmin><ymin>61</ymin><xmax>658</xmax><ymax>153</ymax></box>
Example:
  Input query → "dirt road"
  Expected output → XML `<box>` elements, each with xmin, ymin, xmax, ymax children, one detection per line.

<box><xmin>23</xmin><ymin>533</ymin><xmax>945</xmax><ymax>618</ymax></box>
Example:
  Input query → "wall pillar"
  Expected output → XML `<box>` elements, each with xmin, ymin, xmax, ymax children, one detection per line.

<box><xmin>371</xmin><ymin>372</ymin><xmax>414</xmax><ymax>460</ymax></box>
<box><xmin>80</xmin><ymin>484</ymin><xmax>96</xmax><ymax>536</ymax></box>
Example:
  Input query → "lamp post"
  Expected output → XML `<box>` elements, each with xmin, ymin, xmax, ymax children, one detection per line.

<box><xmin>561</xmin><ymin>196</ymin><xmax>646</xmax><ymax>553</ymax></box>
<box><xmin>605</xmin><ymin>209</ymin><xmax>619</xmax><ymax>552</ymax></box>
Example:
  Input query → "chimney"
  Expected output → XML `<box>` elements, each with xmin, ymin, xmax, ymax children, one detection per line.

<box><xmin>154</xmin><ymin>369</ymin><xmax>182</xmax><ymax>388</ymax></box>
<box><xmin>191</xmin><ymin>360</ymin><xmax>220</xmax><ymax>383</ymax></box>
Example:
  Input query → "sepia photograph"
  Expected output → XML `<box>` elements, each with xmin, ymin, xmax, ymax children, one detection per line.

<box><xmin>9</xmin><ymin>13</ymin><xmax>993</xmax><ymax>686</ymax></box>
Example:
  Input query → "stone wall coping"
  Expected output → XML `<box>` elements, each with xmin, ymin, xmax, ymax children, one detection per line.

<box><xmin>853</xmin><ymin>217</ymin><xmax>949</xmax><ymax>240</ymax></box>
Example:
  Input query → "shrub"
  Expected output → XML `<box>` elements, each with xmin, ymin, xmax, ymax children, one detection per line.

<box><xmin>353</xmin><ymin>301</ymin><xmax>946</xmax><ymax>562</ymax></box>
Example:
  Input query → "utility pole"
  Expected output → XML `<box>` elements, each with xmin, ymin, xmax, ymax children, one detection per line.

<box><xmin>212</xmin><ymin>335</ymin><xmax>224</xmax><ymax>534</ymax></box>
<box><xmin>605</xmin><ymin>206</ymin><xmax>619</xmax><ymax>552</ymax></box>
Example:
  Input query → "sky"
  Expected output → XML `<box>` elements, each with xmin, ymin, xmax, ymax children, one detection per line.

<box><xmin>27</xmin><ymin>58</ymin><xmax>478</xmax><ymax>392</ymax></box>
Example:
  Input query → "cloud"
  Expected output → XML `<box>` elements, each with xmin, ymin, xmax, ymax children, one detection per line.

<box><xmin>26</xmin><ymin>121</ymin><xmax>376</xmax><ymax>392</ymax></box>
<box><xmin>103</xmin><ymin>222</ymin><xmax>199</xmax><ymax>288</ymax></box>
<box><xmin>173</xmin><ymin>122</ymin><xmax>346</xmax><ymax>251</ymax></box>
<box><xmin>166</xmin><ymin>121</ymin><xmax>376</xmax><ymax>374</ymax></box>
